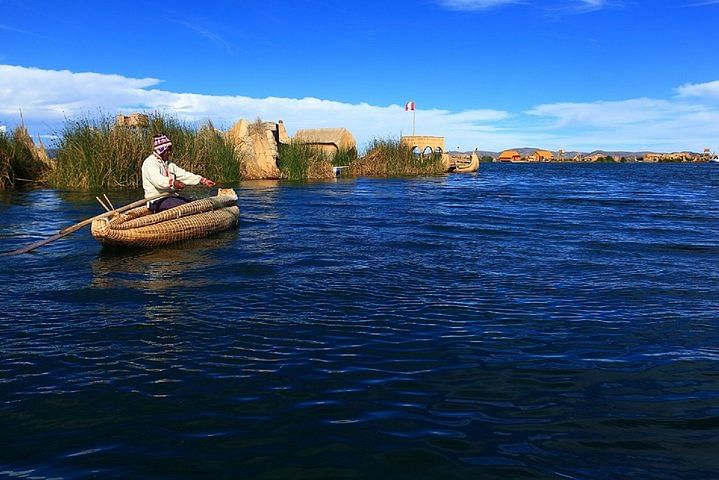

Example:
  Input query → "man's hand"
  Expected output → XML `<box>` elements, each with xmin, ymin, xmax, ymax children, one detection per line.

<box><xmin>172</xmin><ymin>179</ymin><xmax>186</xmax><ymax>190</ymax></box>
<box><xmin>200</xmin><ymin>177</ymin><xmax>216</xmax><ymax>187</ymax></box>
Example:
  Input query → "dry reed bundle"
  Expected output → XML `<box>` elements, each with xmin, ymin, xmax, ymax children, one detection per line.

<box><xmin>0</xmin><ymin>126</ymin><xmax>50</xmax><ymax>189</ymax></box>
<box><xmin>112</xmin><ymin>194</ymin><xmax>237</xmax><ymax>230</ymax></box>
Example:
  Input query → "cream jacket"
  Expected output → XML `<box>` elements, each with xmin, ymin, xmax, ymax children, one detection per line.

<box><xmin>141</xmin><ymin>154</ymin><xmax>203</xmax><ymax>199</ymax></box>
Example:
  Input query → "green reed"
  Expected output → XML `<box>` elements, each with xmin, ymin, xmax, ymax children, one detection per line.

<box><xmin>49</xmin><ymin>113</ymin><xmax>240</xmax><ymax>190</ymax></box>
<box><xmin>278</xmin><ymin>142</ymin><xmax>334</xmax><ymax>180</ymax></box>
<box><xmin>346</xmin><ymin>137</ymin><xmax>446</xmax><ymax>177</ymax></box>
<box><xmin>331</xmin><ymin>147</ymin><xmax>357</xmax><ymax>167</ymax></box>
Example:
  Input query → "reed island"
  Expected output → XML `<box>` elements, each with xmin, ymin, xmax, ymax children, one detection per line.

<box><xmin>0</xmin><ymin>112</ymin><xmax>480</xmax><ymax>191</ymax></box>
<box><xmin>2</xmin><ymin>111</ymin><xmax>714</xmax><ymax>191</ymax></box>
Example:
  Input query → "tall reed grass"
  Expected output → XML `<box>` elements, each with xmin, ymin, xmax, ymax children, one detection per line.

<box><xmin>331</xmin><ymin>147</ymin><xmax>357</xmax><ymax>167</ymax></box>
<box><xmin>0</xmin><ymin>127</ymin><xmax>48</xmax><ymax>189</ymax></box>
<box><xmin>278</xmin><ymin>142</ymin><xmax>334</xmax><ymax>180</ymax></box>
<box><xmin>49</xmin><ymin>113</ymin><xmax>240</xmax><ymax>190</ymax></box>
<box><xmin>346</xmin><ymin>138</ymin><xmax>446</xmax><ymax>177</ymax></box>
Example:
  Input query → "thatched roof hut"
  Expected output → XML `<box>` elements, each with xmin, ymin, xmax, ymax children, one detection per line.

<box><xmin>528</xmin><ymin>149</ymin><xmax>554</xmax><ymax>162</ymax></box>
<box><xmin>498</xmin><ymin>150</ymin><xmax>521</xmax><ymax>162</ymax></box>
<box><xmin>293</xmin><ymin>128</ymin><xmax>356</xmax><ymax>156</ymax></box>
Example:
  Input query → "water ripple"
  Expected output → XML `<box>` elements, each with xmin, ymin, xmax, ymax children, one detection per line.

<box><xmin>0</xmin><ymin>165</ymin><xmax>718</xmax><ymax>478</ymax></box>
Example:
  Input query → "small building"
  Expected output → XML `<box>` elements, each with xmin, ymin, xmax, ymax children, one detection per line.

<box><xmin>116</xmin><ymin>113</ymin><xmax>149</xmax><ymax>128</ymax></box>
<box><xmin>498</xmin><ymin>150</ymin><xmax>521</xmax><ymax>162</ymax></box>
<box><xmin>293</xmin><ymin>128</ymin><xmax>357</xmax><ymax>157</ymax></box>
<box><xmin>400</xmin><ymin>135</ymin><xmax>445</xmax><ymax>156</ymax></box>
<box><xmin>527</xmin><ymin>149</ymin><xmax>554</xmax><ymax>162</ymax></box>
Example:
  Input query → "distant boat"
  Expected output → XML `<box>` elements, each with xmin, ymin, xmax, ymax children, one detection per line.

<box><xmin>447</xmin><ymin>150</ymin><xmax>480</xmax><ymax>173</ymax></box>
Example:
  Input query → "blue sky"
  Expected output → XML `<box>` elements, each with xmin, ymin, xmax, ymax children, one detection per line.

<box><xmin>1</xmin><ymin>0</ymin><xmax>719</xmax><ymax>152</ymax></box>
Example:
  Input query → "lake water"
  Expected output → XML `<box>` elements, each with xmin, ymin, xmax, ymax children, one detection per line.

<box><xmin>1</xmin><ymin>163</ymin><xmax>718</xmax><ymax>479</ymax></box>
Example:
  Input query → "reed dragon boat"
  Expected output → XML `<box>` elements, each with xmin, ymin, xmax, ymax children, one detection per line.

<box><xmin>447</xmin><ymin>150</ymin><xmax>480</xmax><ymax>173</ymax></box>
<box><xmin>91</xmin><ymin>188</ymin><xmax>239</xmax><ymax>247</ymax></box>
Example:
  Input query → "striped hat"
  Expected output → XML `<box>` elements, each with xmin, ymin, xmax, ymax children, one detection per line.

<box><xmin>152</xmin><ymin>134</ymin><xmax>172</xmax><ymax>156</ymax></box>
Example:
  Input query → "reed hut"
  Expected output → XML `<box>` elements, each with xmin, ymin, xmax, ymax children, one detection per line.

<box><xmin>498</xmin><ymin>150</ymin><xmax>521</xmax><ymax>162</ymax></box>
<box><xmin>528</xmin><ymin>150</ymin><xmax>554</xmax><ymax>162</ymax></box>
<box><xmin>293</xmin><ymin>128</ymin><xmax>356</xmax><ymax>157</ymax></box>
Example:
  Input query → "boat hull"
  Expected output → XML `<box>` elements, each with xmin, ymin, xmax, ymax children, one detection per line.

<box><xmin>446</xmin><ymin>151</ymin><xmax>480</xmax><ymax>173</ymax></box>
<box><xmin>91</xmin><ymin>191</ymin><xmax>239</xmax><ymax>248</ymax></box>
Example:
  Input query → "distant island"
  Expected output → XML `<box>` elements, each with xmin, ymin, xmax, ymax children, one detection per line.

<box><xmin>450</xmin><ymin>148</ymin><xmax>717</xmax><ymax>163</ymax></box>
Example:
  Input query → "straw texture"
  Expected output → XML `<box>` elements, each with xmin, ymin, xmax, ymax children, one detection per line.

<box><xmin>113</xmin><ymin>195</ymin><xmax>237</xmax><ymax>230</ymax></box>
<box><xmin>91</xmin><ymin>191</ymin><xmax>239</xmax><ymax>247</ymax></box>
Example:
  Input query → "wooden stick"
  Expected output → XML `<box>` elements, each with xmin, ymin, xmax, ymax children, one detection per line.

<box><xmin>103</xmin><ymin>194</ymin><xmax>115</xmax><ymax>211</ymax></box>
<box><xmin>95</xmin><ymin>196</ymin><xmax>111</xmax><ymax>212</ymax></box>
<box><xmin>1</xmin><ymin>192</ymin><xmax>176</xmax><ymax>256</ymax></box>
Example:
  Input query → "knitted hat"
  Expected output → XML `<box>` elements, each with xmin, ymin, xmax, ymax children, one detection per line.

<box><xmin>153</xmin><ymin>134</ymin><xmax>172</xmax><ymax>156</ymax></box>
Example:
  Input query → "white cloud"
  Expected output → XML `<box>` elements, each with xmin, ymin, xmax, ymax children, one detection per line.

<box><xmin>526</xmin><ymin>97</ymin><xmax>719</xmax><ymax>151</ymax></box>
<box><xmin>1</xmin><ymin>64</ymin><xmax>718</xmax><ymax>152</ymax></box>
<box><xmin>0</xmin><ymin>64</ymin><xmax>509</xmax><ymax>151</ymax></box>
<box><xmin>676</xmin><ymin>79</ymin><xmax>719</xmax><ymax>99</ymax></box>
<box><xmin>526</xmin><ymin>98</ymin><xmax>699</xmax><ymax>127</ymax></box>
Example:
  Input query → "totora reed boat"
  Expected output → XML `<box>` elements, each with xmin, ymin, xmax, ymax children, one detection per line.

<box><xmin>446</xmin><ymin>150</ymin><xmax>480</xmax><ymax>173</ymax></box>
<box><xmin>91</xmin><ymin>188</ymin><xmax>239</xmax><ymax>247</ymax></box>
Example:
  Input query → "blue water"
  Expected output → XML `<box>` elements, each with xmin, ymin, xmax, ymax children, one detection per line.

<box><xmin>1</xmin><ymin>164</ymin><xmax>718</xmax><ymax>479</ymax></box>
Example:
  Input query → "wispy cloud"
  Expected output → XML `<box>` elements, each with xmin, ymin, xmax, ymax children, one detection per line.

<box><xmin>542</xmin><ymin>0</ymin><xmax>621</xmax><ymax>19</ymax></box>
<box><xmin>0</xmin><ymin>24</ymin><xmax>32</xmax><ymax>35</ymax></box>
<box><xmin>571</xmin><ymin>0</ymin><xmax>610</xmax><ymax>13</ymax></box>
<box><xmin>1</xmin><ymin>64</ymin><xmax>718</xmax><ymax>152</ymax></box>
<box><xmin>526</xmin><ymin>98</ymin><xmax>694</xmax><ymax>127</ymax></box>
<box><xmin>686</xmin><ymin>0</ymin><xmax>719</xmax><ymax>6</ymax></box>
<box><xmin>437</xmin><ymin>0</ymin><xmax>617</xmax><ymax>14</ymax></box>
<box><xmin>175</xmin><ymin>21</ymin><xmax>235</xmax><ymax>54</ymax></box>
<box><xmin>581</xmin><ymin>0</ymin><xmax>609</xmax><ymax>9</ymax></box>
<box><xmin>436</xmin><ymin>0</ymin><xmax>524</xmax><ymax>10</ymax></box>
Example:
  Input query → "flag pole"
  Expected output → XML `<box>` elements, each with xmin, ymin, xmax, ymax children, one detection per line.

<box><xmin>412</xmin><ymin>107</ymin><xmax>415</xmax><ymax>136</ymax></box>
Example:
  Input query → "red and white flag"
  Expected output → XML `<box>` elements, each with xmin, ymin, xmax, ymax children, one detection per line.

<box><xmin>404</xmin><ymin>101</ymin><xmax>415</xmax><ymax>111</ymax></box>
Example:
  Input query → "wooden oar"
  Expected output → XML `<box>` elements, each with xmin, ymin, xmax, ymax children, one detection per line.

<box><xmin>1</xmin><ymin>192</ymin><xmax>175</xmax><ymax>256</ymax></box>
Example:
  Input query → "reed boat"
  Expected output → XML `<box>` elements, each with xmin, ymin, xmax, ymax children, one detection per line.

<box><xmin>91</xmin><ymin>188</ymin><xmax>239</xmax><ymax>247</ymax></box>
<box><xmin>447</xmin><ymin>150</ymin><xmax>480</xmax><ymax>173</ymax></box>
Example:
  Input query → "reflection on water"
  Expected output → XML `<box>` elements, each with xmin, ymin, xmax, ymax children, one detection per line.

<box><xmin>91</xmin><ymin>232</ymin><xmax>238</xmax><ymax>291</ymax></box>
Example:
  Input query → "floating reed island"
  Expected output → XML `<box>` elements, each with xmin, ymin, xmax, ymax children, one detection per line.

<box><xmin>0</xmin><ymin>112</ymin><xmax>479</xmax><ymax>190</ymax></box>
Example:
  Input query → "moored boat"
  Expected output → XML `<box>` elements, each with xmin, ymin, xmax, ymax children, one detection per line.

<box><xmin>91</xmin><ymin>188</ymin><xmax>239</xmax><ymax>247</ymax></box>
<box><xmin>447</xmin><ymin>150</ymin><xmax>480</xmax><ymax>173</ymax></box>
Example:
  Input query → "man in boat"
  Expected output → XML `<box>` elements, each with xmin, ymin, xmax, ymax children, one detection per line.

<box><xmin>142</xmin><ymin>134</ymin><xmax>217</xmax><ymax>212</ymax></box>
